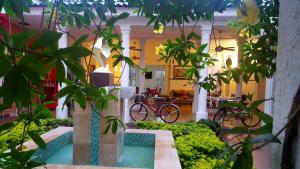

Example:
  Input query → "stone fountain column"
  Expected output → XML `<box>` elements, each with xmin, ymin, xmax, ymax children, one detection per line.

<box><xmin>73</xmin><ymin>68</ymin><xmax>125</xmax><ymax>166</ymax></box>
<box><xmin>99</xmin><ymin>88</ymin><xmax>123</xmax><ymax>166</ymax></box>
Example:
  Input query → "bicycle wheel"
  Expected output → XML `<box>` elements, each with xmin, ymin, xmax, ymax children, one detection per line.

<box><xmin>159</xmin><ymin>104</ymin><xmax>180</xmax><ymax>123</ymax></box>
<box><xmin>213</xmin><ymin>109</ymin><xmax>227</xmax><ymax>124</ymax></box>
<box><xmin>241</xmin><ymin>109</ymin><xmax>261</xmax><ymax>128</ymax></box>
<box><xmin>130</xmin><ymin>102</ymin><xmax>148</xmax><ymax>121</ymax></box>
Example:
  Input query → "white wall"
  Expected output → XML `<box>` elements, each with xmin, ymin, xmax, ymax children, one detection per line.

<box><xmin>272</xmin><ymin>0</ymin><xmax>300</xmax><ymax>168</ymax></box>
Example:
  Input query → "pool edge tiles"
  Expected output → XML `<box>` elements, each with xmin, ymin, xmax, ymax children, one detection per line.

<box><xmin>123</xmin><ymin>133</ymin><xmax>155</xmax><ymax>146</ymax></box>
<box><xmin>23</xmin><ymin>127</ymin><xmax>73</xmax><ymax>150</ymax></box>
<box><xmin>34</xmin><ymin>130</ymin><xmax>73</xmax><ymax>164</ymax></box>
<box><xmin>118</xmin><ymin>133</ymin><xmax>155</xmax><ymax>169</ymax></box>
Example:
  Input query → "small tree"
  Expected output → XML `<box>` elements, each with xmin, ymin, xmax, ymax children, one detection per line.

<box><xmin>0</xmin><ymin>0</ymin><xmax>289</xmax><ymax>168</ymax></box>
<box><xmin>0</xmin><ymin>0</ymin><xmax>134</xmax><ymax>167</ymax></box>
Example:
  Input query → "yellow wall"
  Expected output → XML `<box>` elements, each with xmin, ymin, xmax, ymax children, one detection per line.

<box><xmin>144</xmin><ymin>39</ymin><xmax>169</xmax><ymax>65</ymax></box>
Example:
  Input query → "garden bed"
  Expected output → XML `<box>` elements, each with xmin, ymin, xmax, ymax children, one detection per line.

<box><xmin>137</xmin><ymin>121</ymin><xmax>227</xmax><ymax>169</ymax></box>
<box><xmin>0</xmin><ymin>118</ymin><xmax>72</xmax><ymax>152</ymax></box>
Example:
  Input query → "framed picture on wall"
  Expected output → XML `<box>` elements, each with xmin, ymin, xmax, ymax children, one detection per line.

<box><xmin>173</xmin><ymin>66</ymin><xmax>191</xmax><ymax>79</ymax></box>
<box><xmin>145</xmin><ymin>71</ymin><xmax>152</xmax><ymax>79</ymax></box>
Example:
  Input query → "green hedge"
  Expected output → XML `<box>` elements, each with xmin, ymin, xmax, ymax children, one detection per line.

<box><xmin>137</xmin><ymin>121</ymin><xmax>227</xmax><ymax>169</ymax></box>
<box><xmin>0</xmin><ymin>118</ymin><xmax>73</xmax><ymax>152</ymax></box>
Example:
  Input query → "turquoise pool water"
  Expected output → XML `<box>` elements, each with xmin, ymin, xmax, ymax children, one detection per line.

<box><xmin>44</xmin><ymin>143</ymin><xmax>154</xmax><ymax>168</ymax></box>
<box><xmin>118</xmin><ymin>145</ymin><xmax>154</xmax><ymax>168</ymax></box>
<box><xmin>35</xmin><ymin>132</ymin><xmax>155</xmax><ymax>169</ymax></box>
<box><xmin>46</xmin><ymin>143</ymin><xmax>73</xmax><ymax>165</ymax></box>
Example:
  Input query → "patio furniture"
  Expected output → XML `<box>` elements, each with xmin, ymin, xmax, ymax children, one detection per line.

<box><xmin>170</xmin><ymin>90</ymin><xmax>194</xmax><ymax>105</ymax></box>
<box><xmin>146</xmin><ymin>88</ymin><xmax>161</xmax><ymax>96</ymax></box>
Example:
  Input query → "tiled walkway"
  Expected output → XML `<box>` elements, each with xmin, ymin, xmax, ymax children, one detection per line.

<box><xmin>0</xmin><ymin>116</ymin><xmax>16</xmax><ymax>125</ymax></box>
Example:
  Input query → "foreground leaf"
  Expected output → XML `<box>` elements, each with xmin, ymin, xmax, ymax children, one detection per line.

<box><xmin>28</xmin><ymin>131</ymin><xmax>46</xmax><ymax>150</ymax></box>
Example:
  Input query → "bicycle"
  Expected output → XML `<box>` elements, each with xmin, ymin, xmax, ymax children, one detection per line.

<box><xmin>129</xmin><ymin>93</ymin><xmax>180</xmax><ymax>123</ymax></box>
<box><xmin>213</xmin><ymin>98</ymin><xmax>273</xmax><ymax>128</ymax></box>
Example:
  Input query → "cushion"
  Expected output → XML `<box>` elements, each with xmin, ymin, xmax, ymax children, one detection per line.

<box><xmin>171</xmin><ymin>90</ymin><xmax>194</xmax><ymax>98</ymax></box>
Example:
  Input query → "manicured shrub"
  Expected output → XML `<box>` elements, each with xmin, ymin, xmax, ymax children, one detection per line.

<box><xmin>0</xmin><ymin>122</ymin><xmax>47</xmax><ymax>152</ymax></box>
<box><xmin>42</xmin><ymin>118</ymin><xmax>73</xmax><ymax>129</ymax></box>
<box><xmin>0</xmin><ymin>118</ymin><xmax>73</xmax><ymax>152</ymax></box>
<box><xmin>197</xmin><ymin>119</ymin><xmax>221</xmax><ymax>135</ymax></box>
<box><xmin>137</xmin><ymin>121</ymin><xmax>227</xmax><ymax>169</ymax></box>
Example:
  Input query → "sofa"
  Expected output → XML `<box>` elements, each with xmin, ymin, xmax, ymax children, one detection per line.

<box><xmin>170</xmin><ymin>90</ymin><xmax>194</xmax><ymax>105</ymax></box>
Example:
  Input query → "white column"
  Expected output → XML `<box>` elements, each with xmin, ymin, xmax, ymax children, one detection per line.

<box><xmin>192</xmin><ymin>85</ymin><xmax>199</xmax><ymax>113</ymax></box>
<box><xmin>56</xmin><ymin>27</ymin><xmax>68</xmax><ymax>119</ymax></box>
<box><xmin>192</xmin><ymin>41</ymin><xmax>201</xmax><ymax>114</ymax></box>
<box><xmin>139</xmin><ymin>39</ymin><xmax>146</xmax><ymax>93</ymax></box>
<box><xmin>235</xmin><ymin>78</ymin><xmax>243</xmax><ymax>98</ymax></box>
<box><xmin>264</xmin><ymin>77</ymin><xmax>274</xmax><ymax>116</ymax></box>
<box><xmin>120</xmin><ymin>25</ymin><xmax>131</xmax><ymax>123</ymax></box>
<box><xmin>120</xmin><ymin>25</ymin><xmax>131</xmax><ymax>87</ymax></box>
<box><xmin>193</xmin><ymin>24</ymin><xmax>212</xmax><ymax>121</ymax></box>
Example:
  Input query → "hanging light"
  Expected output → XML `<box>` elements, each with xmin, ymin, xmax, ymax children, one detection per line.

<box><xmin>92</xmin><ymin>38</ymin><xmax>111</xmax><ymax>67</ymax></box>
<box><xmin>94</xmin><ymin>38</ymin><xmax>111</xmax><ymax>58</ymax></box>
<box><xmin>154</xmin><ymin>23</ymin><xmax>164</xmax><ymax>34</ymax></box>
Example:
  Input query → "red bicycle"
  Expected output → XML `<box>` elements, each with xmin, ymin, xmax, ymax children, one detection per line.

<box><xmin>129</xmin><ymin>93</ymin><xmax>180</xmax><ymax>123</ymax></box>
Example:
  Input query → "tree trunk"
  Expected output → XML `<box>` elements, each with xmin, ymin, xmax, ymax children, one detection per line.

<box><xmin>281</xmin><ymin>85</ymin><xmax>300</xmax><ymax>169</ymax></box>
<box><xmin>272</xmin><ymin>0</ymin><xmax>300</xmax><ymax>168</ymax></box>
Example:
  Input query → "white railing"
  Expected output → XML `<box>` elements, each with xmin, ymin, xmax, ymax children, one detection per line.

<box><xmin>32</xmin><ymin>0</ymin><xmax>128</xmax><ymax>5</ymax></box>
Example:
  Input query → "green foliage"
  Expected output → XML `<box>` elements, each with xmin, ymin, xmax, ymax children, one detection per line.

<box><xmin>227</xmin><ymin>0</ymin><xmax>279</xmax><ymax>82</ymax></box>
<box><xmin>137</xmin><ymin>121</ymin><xmax>227</xmax><ymax>169</ymax></box>
<box><xmin>176</xmin><ymin>132</ymin><xmax>225</xmax><ymax>168</ymax></box>
<box><xmin>158</xmin><ymin>33</ymin><xmax>217</xmax><ymax>90</ymax></box>
<box><xmin>131</xmin><ymin>0</ymin><xmax>233</xmax><ymax>91</ymax></box>
<box><xmin>103</xmin><ymin>115</ymin><xmax>125</xmax><ymax>135</ymax></box>
<box><xmin>0</xmin><ymin>0</ymin><xmax>280</xmax><ymax>168</ymax></box>
<box><xmin>0</xmin><ymin>0</ymin><xmax>131</xmax><ymax>167</ymax></box>
<box><xmin>0</xmin><ymin>118</ymin><xmax>73</xmax><ymax>153</ymax></box>
<box><xmin>1</xmin><ymin>121</ymin><xmax>47</xmax><ymax>152</ymax></box>
<box><xmin>130</xmin><ymin>0</ymin><xmax>228</xmax><ymax>29</ymax></box>
<box><xmin>0</xmin><ymin>149</ymin><xmax>45</xmax><ymax>169</ymax></box>
<box><xmin>41</xmin><ymin>118</ymin><xmax>73</xmax><ymax>128</ymax></box>
<box><xmin>190</xmin><ymin>158</ymin><xmax>220</xmax><ymax>169</ymax></box>
<box><xmin>217</xmin><ymin>98</ymin><xmax>280</xmax><ymax>169</ymax></box>
<box><xmin>197</xmin><ymin>119</ymin><xmax>221</xmax><ymax>135</ymax></box>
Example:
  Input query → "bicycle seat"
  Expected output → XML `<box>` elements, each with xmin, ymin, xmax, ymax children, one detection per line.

<box><xmin>219</xmin><ymin>99</ymin><xmax>228</xmax><ymax>103</ymax></box>
<box><xmin>133</xmin><ymin>94</ymin><xmax>145</xmax><ymax>103</ymax></box>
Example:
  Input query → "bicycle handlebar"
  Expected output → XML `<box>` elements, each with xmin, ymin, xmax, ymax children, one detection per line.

<box><xmin>219</xmin><ymin>97</ymin><xmax>274</xmax><ymax>103</ymax></box>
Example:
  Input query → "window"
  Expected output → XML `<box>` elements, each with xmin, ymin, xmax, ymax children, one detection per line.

<box><xmin>129</xmin><ymin>67</ymin><xmax>139</xmax><ymax>86</ymax></box>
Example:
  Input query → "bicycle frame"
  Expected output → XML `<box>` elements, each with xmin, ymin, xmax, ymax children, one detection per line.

<box><xmin>133</xmin><ymin>93</ymin><xmax>176</xmax><ymax>117</ymax></box>
<box><xmin>142</xmin><ymin>97</ymin><xmax>166</xmax><ymax>116</ymax></box>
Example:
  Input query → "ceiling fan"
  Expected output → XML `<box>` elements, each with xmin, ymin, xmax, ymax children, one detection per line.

<box><xmin>130</xmin><ymin>42</ymin><xmax>141</xmax><ymax>60</ymax></box>
<box><xmin>215</xmin><ymin>30</ymin><xmax>235</xmax><ymax>52</ymax></box>
<box><xmin>130</xmin><ymin>46</ymin><xmax>141</xmax><ymax>51</ymax></box>
<box><xmin>130</xmin><ymin>42</ymin><xmax>141</xmax><ymax>51</ymax></box>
